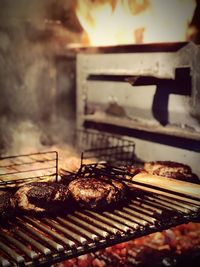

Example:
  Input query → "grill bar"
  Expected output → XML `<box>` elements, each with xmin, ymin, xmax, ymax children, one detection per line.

<box><xmin>113</xmin><ymin>209</ymin><xmax>148</xmax><ymax>227</ymax></box>
<box><xmin>144</xmin><ymin>195</ymin><xmax>192</xmax><ymax>214</ymax></box>
<box><xmin>74</xmin><ymin>211</ymin><xmax>119</xmax><ymax>234</ymax></box>
<box><xmin>121</xmin><ymin>209</ymin><xmax>150</xmax><ymax>226</ymax></box>
<box><xmin>50</xmin><ymin>217</ymin><xmax>87</xmax><ymax>245</ymax></box>
<box><xmin>128</xmin><ymin>203</ymin><xmax>156</xmax><ymax>216</ymax></box>
<box><xmin>67</xmin><ymin>214</ymin><xmax>108</xmax><ymax>238</ymax></box>
<box><xmin>156</xmin><ymin>195</ymin><xmax>199</xmax><ymax>212</ymax></box>
<box><xmin>23</xmin><ymin>217</ymin><xmax>64</xmax><ymax>251</ymax></box>
<box><xmin>131</xmin><ymin>199</ymin><xmax>163</xmax><ymax>215</ymax></box>
<box><xmin>0</xmin><ymin>231</ymin><xmax>38</xmax><ymax>260</ymax></box>
<box><xmin>102</xmin><ymin>211</ymin><xmax>139</xmax><ymax>230</ymax></box>
<box><xmin>140</xmin><ymin>198</ymin><xmax>174</xmax><ymax>212</ymax></box>
<box><xmin>16</xmin><ymin>218</ymin><xmax>62</xmax><ymax>252</ymax></box>
<box><xmin>0</xmin><ymin>255</ymin><xmax>11</xmax><ymax>267</ymax></box>
<box><xmin>122</xmin><ymin>207</ymin><xmax>157</xmax><ymax>224</ymax></box>
<box><xmin>85</xmin><ymin>210</ymin><xmax>129</xmax><ymax>234</ymax></box>
<box><xmin>13</xmin><ymin>228</ymin><xmax>51</xmax><ymax>256</ymax></box>
<box><xmin>0</xmin><ymin>240</ymin><xmax>25</xmax><ymax>264</ymax></box>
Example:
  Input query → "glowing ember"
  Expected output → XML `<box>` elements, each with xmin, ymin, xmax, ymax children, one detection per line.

<box><xmin>75</xmin><ymin>0</ymin><xmax>196</xmax><ymax>46</ymax></box>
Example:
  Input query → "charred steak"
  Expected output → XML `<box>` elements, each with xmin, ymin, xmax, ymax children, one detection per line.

<box><xmin>144</xmin><ymin>161</ymin><xmax>199</xmax><ymax>183</ymax></box>
<box><xmin>14</xmin><ymin>182</ymin><xmax>70</xmax><ymax>213</ymax></box>
<box><xmin>68</xmin><ymin>177</ymin><xmax>126</xmax><ymax>210</ymax></box>
<box><xmin>0</xmin><ymin>190</ymin><xmax>14</xmax><ymax>218</ymax></box>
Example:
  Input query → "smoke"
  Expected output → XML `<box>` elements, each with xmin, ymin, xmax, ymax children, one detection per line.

<box><xmin>0</xmin><ymin>120</ymin><xmax>45</xmax><ymax>155</ymax></box>
<box><xmin>0</xmin><ymin>0</ymin><xmax>78</xmax><ymax>156</ymax></box>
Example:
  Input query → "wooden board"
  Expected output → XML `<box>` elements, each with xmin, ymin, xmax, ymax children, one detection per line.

<box><xmin>133</xmin><ymin>173</ymin><xmax>200</xmax><ymax>200</ymax></box>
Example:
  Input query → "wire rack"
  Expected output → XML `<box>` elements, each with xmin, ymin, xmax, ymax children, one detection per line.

<box><xmin>0</xmin><ymin>151</ymin><xmax>58</xmax><ymax>188</ymax></box>
<box><xmin>76</xmin><ymin>129</ymin><xmax>136</xmax><ymax>166</ymax></box>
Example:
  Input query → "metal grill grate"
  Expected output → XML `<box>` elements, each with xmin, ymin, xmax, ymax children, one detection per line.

<box><xmin>0</xmin><ymin>151</ymin><xmax>58</xmax><ymax>188</ymax></box>
<box><xmin>0</xmin><ymin>161</ymin><xmax>200</xmax><ymax>266</ymax></box>
<box><xmin>76</xmin><ymin>129</ymin><xmax>136</xmax><ymax>165</ymax></box>
<box><xmin>0</xmin><ymin>158</ymin><xmax>199</xmax><ymax>266</ymax></box>
<box><xmin>0</xmin><ymin>190</ymin><xmax>199</xmax><ymax>267</ymax></box>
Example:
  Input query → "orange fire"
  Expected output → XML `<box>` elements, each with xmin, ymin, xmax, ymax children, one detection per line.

<box><xmin>75</xmin><ymin>0</ymin><xmax>196</xmax><ymax>46</ymax></box>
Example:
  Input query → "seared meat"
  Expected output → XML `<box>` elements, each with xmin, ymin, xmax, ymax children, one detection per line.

<box><xmin>144</xmin><ymin>161</ymin><xmax>192</xmax><ymax>174</ymax></box>
<box><xmin>68</xmin><ymin>177</ymin><xmax>126</xmax><ymax>210</ymax></box>
<box><xmin>144</xmin><ymin>161</ymin><xmax>199</xmax><ymax>183</ymax></box>
<box><xmin>126</xmin><ymin>166</ymin><xmax>147</xmax><ymax>176</ymax></box>
<box><xmin>14</xmin><ymin>182</ymin><xmax>70</xmax><ymax>213</ymax></box>
<box><xmin>0</xmin><ymin>190</ymin><xmax>14</xmax><ymax>218</ymax></box>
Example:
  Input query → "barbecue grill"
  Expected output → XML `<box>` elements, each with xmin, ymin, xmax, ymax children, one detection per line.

<box><xmin>0</xmin><ymin>157</ymin><xmax>199</xmax><ymax>267</ymax></box>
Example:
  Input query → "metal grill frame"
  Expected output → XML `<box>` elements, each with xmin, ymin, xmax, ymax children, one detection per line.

<box><xmin>0</xmin><ymin>151</ymin><xmax>58</xmax><ymax>187</ymax></box>
<box><xmin>76</xmin><ymin>129</ymin><xmax>136</xmax><ymax>166</ymax></box>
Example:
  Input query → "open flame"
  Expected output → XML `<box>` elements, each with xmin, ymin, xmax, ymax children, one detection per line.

<box><xmin>75</xmin><ymin>0</ymin><xmax>196</xmax><ymax>46</ymax></box>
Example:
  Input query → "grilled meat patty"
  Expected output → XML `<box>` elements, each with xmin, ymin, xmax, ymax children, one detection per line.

<box><xmin>14</xmin><ymin>182</ymin><xmax>70</xmax><ymax>213</ymax></box>
<box><xmin>68</xmin><ymin>177</ymin><xmax>126</xmax><ymax>210</ymax></box>
<box><xmin>144</xmin><ymin>161</ymin><xmax>199</xmax><ymax>183</ymax></box>
<box><xmin>0</xmin><ymin>190</ymin><xmax>14</xmax><ymax>218</ymax></box>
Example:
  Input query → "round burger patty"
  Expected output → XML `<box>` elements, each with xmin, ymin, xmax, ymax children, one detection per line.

<box><xmin>14</xmin><ymin>182</ymin><xmax>70</xmax><ymax>213</ymax></box>
<box><xmin>144</xmin><ymin>161</ymin><xmax>199</xmax><ymax>183</ymax></box>
<box><xmin>68</xmin><ymin>177</ymin><xmax>126</xmax><ymax>210</ymax></box>
<box><xmin>144</xmin><ymin>161</ymin><xmax>192</xmax><ymax>174</ymax></box>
